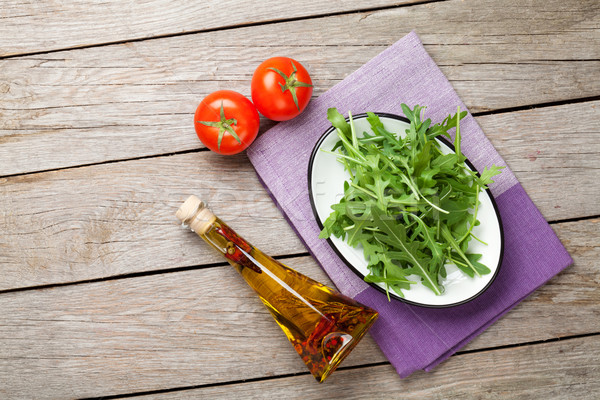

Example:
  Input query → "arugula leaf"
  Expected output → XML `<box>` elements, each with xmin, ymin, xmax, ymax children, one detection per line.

<box><xmin>327</xmin><ymin>108</ymin><xmax>351</xmax><ymax>139</ymax></box>
<box><xmin>440</xmin><ymin>225</ymin><xmax>480</xmax><ymax>277</ymax></box>
<box><xmin>371</xmin><ymin>207</ymin><xmax>441</xmax><ymax>295</ymax></box>
<box><xmin>479</xmin><ymin>165</ymin><xmax>505</xmax><ymax>187</ymax></box>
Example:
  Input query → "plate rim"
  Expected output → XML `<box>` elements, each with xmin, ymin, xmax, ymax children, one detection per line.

<box><xmin>307</xmin><ymin>112</ymin><xmax>504</xmax><ymax>308</ymax></box>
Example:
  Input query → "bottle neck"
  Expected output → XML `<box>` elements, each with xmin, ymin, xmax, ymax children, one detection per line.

<box><xmin>176</xmin><ymin>195</ymin><xmax>258</xmax><ymax>271</ymax></box>
<box><xmin>176</xmin><ymin>195</ymin><xmax>217</xmax><ymax>235</ymax></box>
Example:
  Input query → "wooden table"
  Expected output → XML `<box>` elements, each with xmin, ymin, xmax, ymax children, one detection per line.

<box><xmin>1</xmin><ymin>0</ymin><xmax>599</xmax><ymax>398</ymax></box>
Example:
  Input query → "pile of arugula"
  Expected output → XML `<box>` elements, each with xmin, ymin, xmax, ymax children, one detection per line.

<box><xmin>318</xmin><ymin>104</ymin><xmax>503</xmax><ymax>299</ymax></box>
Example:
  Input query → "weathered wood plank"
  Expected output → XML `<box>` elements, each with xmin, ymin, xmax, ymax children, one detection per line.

<box><xmin>1</xmin><ymin>0</ymin><xmax>598</xmax><ymax>175</ymax></box>
<box><xmin>0</xmin><ymin>218</ymin><xmax>597</xmax><ymax>399</ymax></box>
<box><xmin>462</xmin><ymin>218</ymin><xmax>600</xmax><ymax>352</ymax></box>
<box><xmin>0</xmin><ymin>102</ymin><xmax>598</xmax><ymax>290</ymax></box>
<box><xmin>137</xmin><ymin>336</ymin><xmax>600</xmax><ymax>400</ymax></box>
<box><xmin>0</xmin><ymin>151</ymin><xmax>305</xmax><ymax>290</ymax></box>
<box><xmin>476</xmin><ymin>102</ymin><xmax>600</xmax><ymax>221</ymax></box>
<box><xmin>0</xmin><ymin>0</ymin><xmax>422</xmax><ymax>57</ymax></box>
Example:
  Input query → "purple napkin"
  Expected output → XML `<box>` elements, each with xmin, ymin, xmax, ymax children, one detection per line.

<box><xmin>246</xmin><ymin>31</ymin><xmax>572</xmax><ymax>378</ymax></box>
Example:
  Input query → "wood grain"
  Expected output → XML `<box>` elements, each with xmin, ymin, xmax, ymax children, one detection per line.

<box><xmin>1</xmin><ymin>0</ymin><xmax>598</xmax><ymax>175</ymax></box>
<box><xmin>0</xmin><ymin>151</ymin><xmax>305</xmax><ymax>290</ymax></box>
<box><xmin>0</xmin><ymin>0</ymin><xmax>421</xmax><ymax>57</ymax></box>
<box><xmin>137</xmin><ymin>336</ymin><xmax>600</xmax><ymax>400</ymax></box>
<box><xmin>0</xmin><ymin>218</ymin><xmax>597</xmax><ymax>398</ymax></box>
<box><xmin>1</xmin><ymin>102</ymin><xmax>598</xmax><ymax>290</ymax></box>
<box><xmin>1</xmin><ymin>1</ymin><xmax>598</xmax><ymax>398</ymax></box>
<box><xmin>477</xmin><ymin>101</ymin><xmax>600</xmax><ymax>221</ymax></box>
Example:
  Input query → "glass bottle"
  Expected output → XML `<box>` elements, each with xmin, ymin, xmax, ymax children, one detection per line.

<box><xmin>176</xmin><ymin>195</ymin><xmax>378</xmax><ymax>383</ymax></box>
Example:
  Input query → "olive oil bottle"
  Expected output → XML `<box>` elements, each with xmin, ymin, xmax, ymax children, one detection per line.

<box><xmin>176</xmin><ymin>195</ymin><xmax>378</xmax><ymax>383</ymax></box>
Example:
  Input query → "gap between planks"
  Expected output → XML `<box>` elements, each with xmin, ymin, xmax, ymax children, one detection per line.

<box><xmin>0</xmin><ymin>214</ymin><xmax>597</xmax><ymax>296</ymax></box>
<box><xmin>2</xmin><ymin>0</ymin><xmax>597</xmax><ymax>176</ymax></box>
<box><xmin>0</xmin><ymin>100</ymin><xmax>598</xmax><ymax>291</ymax></box>
<box><xmin>0</xmin><ymin>218</ymin><xmax>596</xmax><ymax>397</ymax></box>
<box><xmin>0</xmin><ymin>0</ymin><xmax>448</xmax><ymax>60</ymax></box>
<box><xmin>78</xmin><ymin>333</ymin><xmax>600</xmax><ymax>400</ymax></box>
<box><xmin>472</xmin><ymin>95</ymin><xmax>600</xmax><ymax>117</ymax></box>
<box><xmin>0</xmin><ymin>251</ymin><xmax>311</xmax><ymax>295</ymax></box>
<box><xmin>1</xmin><ymin>95</ymin><xmax>598</xmax><ymax>181</ymax></box>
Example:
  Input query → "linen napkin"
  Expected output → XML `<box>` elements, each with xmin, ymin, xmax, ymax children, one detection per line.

<box><xmin>246</xmin><ymin>31</ymin><xmax>573</xmax><ymax>378</ymax></box>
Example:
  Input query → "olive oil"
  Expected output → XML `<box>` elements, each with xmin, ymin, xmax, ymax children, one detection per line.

<box><xmin>176</xmin><ymin>196</ymin><xmax>378</xmax><ymax>382</ymax></box>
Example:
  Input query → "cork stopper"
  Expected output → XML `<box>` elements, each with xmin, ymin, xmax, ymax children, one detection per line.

<box><xmin>176</xmin><ymin>195</ymin><xmax>217</xmax><ymax>235</ymax></box>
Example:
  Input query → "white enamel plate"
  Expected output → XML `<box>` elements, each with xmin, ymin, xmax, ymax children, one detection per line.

<box><xmin>308</xmin><ymin>113</ymin><xmax>504</xmax><ymax>307</ymax></box>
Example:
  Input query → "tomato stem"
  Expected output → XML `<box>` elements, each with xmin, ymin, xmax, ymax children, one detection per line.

<box><xmin>197</xmin><ymin>102</ymin><xmax>241</xmax><ymax>150</ymax></box>
<box><xmin>267</xmin><ymin>61</ymin><xmax>313</xmax><ymax>110</ymax></box>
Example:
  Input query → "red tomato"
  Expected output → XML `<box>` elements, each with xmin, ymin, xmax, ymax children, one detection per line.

<box><xmin>251</xmin><ymin>57</ymin><xmax>313</xmax><ymax>121</ymax></box>
<box><xmin>194</xmin><ymin>90</ymin><xmax>260</xmax><ymax>155</ymax></box>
